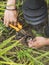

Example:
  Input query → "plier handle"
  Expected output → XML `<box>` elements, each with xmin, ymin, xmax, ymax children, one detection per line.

<box><xmin>9</xmin><ymin>22</ymin><xmax>22</xmax><ymax>32</ymax></box>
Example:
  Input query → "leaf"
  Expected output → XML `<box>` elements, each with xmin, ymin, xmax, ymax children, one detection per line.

<box><xmin>0</xmin><ymin>35</ymin><xmax>15</xmax><ymax>49</ymax></box>
<box><xmin>0</xmin><ymin>40</ymin><xmax>20</xmax><ymax>56</ymax></box>
<box><xmin>0</xmin><ymin>61</ymin><xmax>24</xmax><ymax>65</ymax></box>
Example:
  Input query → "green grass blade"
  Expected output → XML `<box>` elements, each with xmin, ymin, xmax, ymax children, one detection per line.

<box><xmin>0</xmin><ymin>40</ymin><xmax>20</xmax><ymax>56</ymax></box>
<box><xmin>0</xmin><ymin>35</ymin><xmax>15</xmax><ymax>49</ymax></box>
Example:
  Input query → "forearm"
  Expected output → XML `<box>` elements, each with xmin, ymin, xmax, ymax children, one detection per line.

<box><xmin>6</xmin><ymin>0</ymin><xmax>16</xmax><ymax>9</ymax></box>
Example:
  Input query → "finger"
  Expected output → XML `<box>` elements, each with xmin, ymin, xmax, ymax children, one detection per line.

<box><xmin>5</xmin><ymin>18</ymin><xmax>10</xmax><ymax>27</ymax></box>
<box><xmin>4</xmin><ymin>19</ymin><xmax>8</xmax><ymax>27</ymax></box>
<box><xmin>14</xmin><ymin>22</ymin><xmax>17</xmax><ymax>26</ymax></box>
<box><xmin>9</xmin><ymin>20</ymin><xmax>14</xmax><ymax>25</ymax></box>
<box><xmin>28</xmin><ymin>40</ymin><xmax>34</xmax><ymax>47</ymax></box>
<box><xmin>33</xmin><ymin>38</ymin><xmax>36</xmax><ymax>42</ymax></box>
<box><xmin>4</xmin><ymin>19</ymin><xmax>6</xmax><ymax>25</ymax></box>
<box><xmin>28</xmin><ymin>39</ymin><xmax>33</xmax><ymax>44</ymax></box>
<box><xmin>6</xmin><ymin>21</ymin><xmax>9</xmax><ymax>27</ymax></box>
<box><xmin>4</xmin><ymin>15</ymin><xmax>9</xmax><ymax>27</ymax></box>
<box><xmin>10</xmin><ymin>21</ymin><xmax>14</xmax><ymax>25</ymax></box>
<box><xmin>28</xmin><ymin>42</ymin><xmax>34</xmax><ymax>47</ymax></box>
<box><xmin>31</xmin><ymin>42</ymin><xmax>39</xmax><ymax>48</ymax></box>
<box><xmin>4</xmin><ymin>16</ymin><xmax>6</xmax><ymax>25</ymax></box>
<box><xmin>14</xmin><ymin>19</ymin><xmax>17</xmax><ymax>26</ymax></box>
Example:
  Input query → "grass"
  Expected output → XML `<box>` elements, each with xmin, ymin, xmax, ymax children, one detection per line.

<box><xmin>47</xmin><ymin>0</ymin><xmax>49</xmax><ymax>4</ymax></box>
<box><xmin>0</xmin><ymin>0</ymin><xmax>49</xmax><ymax>65</ymax></box>
<box><xmin>0</xmin><ymin>35</ymin><xmax>49</xmax><ymax>65</ymax></box>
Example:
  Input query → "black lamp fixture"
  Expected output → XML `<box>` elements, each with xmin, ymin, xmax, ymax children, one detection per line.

<box><xmin>22</xmin><ymin>0</ymin><xmax>48</xmax><ymax>25</ymax></box>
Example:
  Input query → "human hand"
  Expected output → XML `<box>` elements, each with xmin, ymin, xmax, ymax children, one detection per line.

<box><xmin>4</xmin><ymin>10</ymin><xmax>18</xmax><ymax>27</ymax></box>
<box><xmin>28</xmin><ymin>37</ymin><xmax>47</xmax><ymax>48</ymax></box>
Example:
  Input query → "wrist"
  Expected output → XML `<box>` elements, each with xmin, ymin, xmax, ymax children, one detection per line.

<box><xmin>46</xmin><ymin>38</ymin><xmax>49</xmax><ymax>45</ymax></box>
<box><xmin>6</xmin><ymin>4</ymin><xmax>16</xmax><ymax>9</ymax></box>
<box><xmin>6</xmin><ymin>8</ymin><xmax>17</xmax><ymax>11</ymax></box>
<box><xmin>7</xmin><ymin>0</ymin><xmax>16</xmax><ymax>9</ymax></box>
<box><xmin>6</xmin><ymin>5</ymin><xmax>16</xmax><ymax>10</ymax></box>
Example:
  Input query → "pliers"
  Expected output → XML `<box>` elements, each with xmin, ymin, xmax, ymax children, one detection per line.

<box><xmin>9</xmin><ymin>22</ymin><xmax>22</xmax><ymax>32</ymax></box>
<box><xmin>9</xmin><ymin>22</ymin><xmax>27</xmax><ymax>38</ymax></box>
<box><xmin>9</xmin><ymin>22</ymin><xmax>33</xmax><ymax>41</ymax></box>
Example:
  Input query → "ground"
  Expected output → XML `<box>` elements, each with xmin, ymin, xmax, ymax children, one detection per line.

<box><xmin>0</xmin><ymin>0</ymin><xmax>49</xmax><ymax>65</ymax></box>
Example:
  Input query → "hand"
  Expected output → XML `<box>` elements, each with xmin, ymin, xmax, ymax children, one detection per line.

<box><xmin>28</xmin><ymin>37</ymin><xmax>47</xmax><ymax>48</ymax></box>
<box><xmin>4</xmin><ymin>10</ymin><xmax>18</xmax><ymax>27</ymax></box>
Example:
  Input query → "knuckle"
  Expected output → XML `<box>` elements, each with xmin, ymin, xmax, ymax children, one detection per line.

<box><xmin>14</xmin><ymin>20</ymin><xmax>17</xmax><ymax>22</ymax></box>
<box><xmin>10</xmin><ymin>20</ymin><xmax>13</xmax><ymax>22</ymax></box>
<box><xmin>13</xmin><ymin>19</ymin><xmax>17</xmax><ymax>22</ymax></box>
